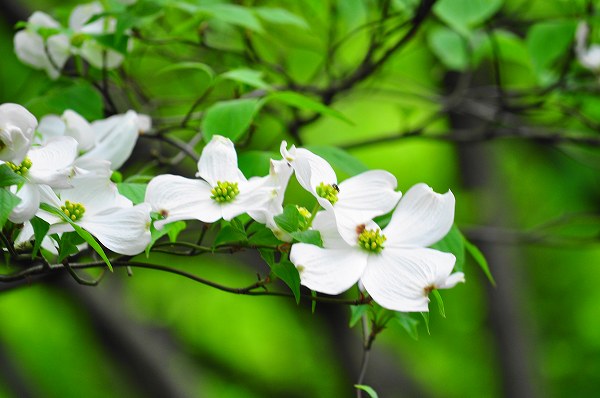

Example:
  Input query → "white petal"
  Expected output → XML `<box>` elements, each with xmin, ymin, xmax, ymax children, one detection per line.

<box><xmin>27</xmin><ymin>136</ymin><xmax>78</xmax><ymax>188</ymax></box>
<box><xmin>336</xmin><ymin>170</ymin><xmax>401</xmax><ymax>216</ymax></box>
<box><xmin>57</xmin><ymin>175</ymin><xmax>130</xmax><ymax>215</ymax></box>
<box><xmin>82</xmin><ymin>111</ymin><xmax>139</xmax><ymax>169</ymax></box>
<box><xmin>8</xmin><ymin>183</ymin><xmax>40</xmax><ymax>224</ymax></box>
<box><xmin>288</xmin><ymin>146</ymin><xmax>337</xmax><ymax>196</ymax></box>
<box><xmin>384</xmin><ymin>183</ymin><xmax>455</xmax><ymax>248</ymax></box>
<box><xmin>145</xmin><ymin>174</ymin><xmax>222</xmax><ymax>228</ymax></box>
<box><xmin>197</xmin><ymin>135</ymin><xmax>243</xmax><ymax>185</ymax></box>
<box><xmin>311</xmin><ymin>210</ymin><xmax>351</xmax><ymax>249</ymax></box>
<box><xmin>361</xmin><ymin>247</ymin><xmax>457</xmax><ymax>312</ymax></box>
<box><xmin>80</xmin><ymin>203</ymin><xmax>151</xmax><ymax>255</ymax></box>
<box><xmin>290</xmin><ymin>243</ymin><xmax>368</xmax><ymax>295</ymax></box>
<box><xmin>38</xmin><ymin>115</ymin><xmax>66</xmax><ymax>143</ymax></box>
<box><xmin>0</xmin><ymin>103</ymin><xmax>37</xmax><ymax>162</ymax></box>
<box><xmin>62</xmin><ymin>110</ymin><xmax>95</xmax><ymax>151</ymax></box>
<box><xmin>69</xmin><ymin>2</ymin><xmax>104</xmax><ymax>32</ymax></box>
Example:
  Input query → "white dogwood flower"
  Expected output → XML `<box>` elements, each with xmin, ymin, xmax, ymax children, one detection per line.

<box><xmin>281</xmin><ymin>141</ymin><xmax>401</xmax><ymax>244</ymax></box>
<box><xmin>13</xmin><ymin>12</ymin><xmax>70</xmax><ymax>79</ymax></box>
<box><xmin>8</xmin><ymin>136</ymin><xmax>79</xmax><ymax>223</ymax></box>
<box><xmin>290</xmin><ymin>183</ymin><xmax>464</xmax><ymax>312</ymax></box>
<box><xmin>39</xmin><ymin>109</ymin><xmax>148</xmax><ymax>169</ymax></box>
<box><xmin>146</xmin><ymin>135</ymin><xmax>273</xmax><ymax>229</ymax></box>
<box><xmin>0</xmin><ymin>103</ymin><xmax>37</xmax><ymax>163</ymax></box>
<box><xmin>36</xmin><ymin>175</ymin><xmax>151</xmax><ymax>255</ymax></box>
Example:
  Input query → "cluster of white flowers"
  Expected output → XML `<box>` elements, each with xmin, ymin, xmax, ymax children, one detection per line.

<box><xmin>1</xmin><ymin>100</ymin><xmax>463</xmax><ymax>312</ymax></box>
<box><xmin>1</xmin><ymin>102</ymin><xmax>150</xmax><ymax>255</ymax></box>
<box><xmin>14</xmin><ymin>2</ymin><xmax>130</xmax><ymax>79</ymax></box>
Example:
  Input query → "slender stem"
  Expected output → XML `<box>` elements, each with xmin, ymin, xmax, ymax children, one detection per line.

<box><xmin>356</xmin><ymin>314</ymin><xmax>372</xmax><ymax>397</ymax></box>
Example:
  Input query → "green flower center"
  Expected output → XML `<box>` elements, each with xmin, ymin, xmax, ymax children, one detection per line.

<box><xmin>61</xmin><ymin>200</ymin><xmax>86</xmax><ymax>221</ymax></box>
<box><xmin>316</xmin><ymin>182</ymin><xmax>339</xmax><ymax>205</ymax></box>
<box><xmin>7</xmin><ymin>157</ymin><xmax>32</xmax><ymax>176</ymax></box>
<box><xmin>211</xmin><ymin>181</ymin><xmax>239</xmax><ymax>203</ymax></box>
<box><xmin>296</xmin><ymin>206</ymin><xmax>312</xmax><ymax>230</ymax></box>
<box><xmin>358</xmin><ymin>228</ymin><xmax>386</xmax><ymax>253</ymax></box>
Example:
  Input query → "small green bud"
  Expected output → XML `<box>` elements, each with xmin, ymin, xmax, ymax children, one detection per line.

<box><xmin>7</xmin><ymin>157</ymin><xmax>32</xmax><ymax>177</ymax></box>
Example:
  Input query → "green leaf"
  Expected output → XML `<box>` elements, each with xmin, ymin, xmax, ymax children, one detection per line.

<box><xmin>0</xmin><ymin>164</ymin><xmax>26</xmax><ymax>187</ymax></box>
<box><xmin>156</xmin><ymin>62</ymin><xmax>215</xmax><ymax>82</ymax></box>
<box><xmin>311</xmin><ymin>290</ymin><xmax>317</xmax><ymax>313</ymax></box>
<box><xmin>274</xmin><ymin>205</ymin><xmax>301</xmax><ymax>233</ymax></box>
<box><xmin>432</xmin><ymin>290</ymin><xmax>446</xmax><ymax>318</ymax></box>
<box><xmin>305</xmin><ymin>146</ymin><xmax>368</xmax><ymax>176</ymax></box>
<box><xmin>290</xmin><ymin>230</ymin><xmax>322</xmax><ymax>246</ymax></box>
<box><xmin>202</xmin><ymin>98</ymin><xmax>261</xmax><ymax>143</ymax></box>
<box><xmin>434</xmin><ymin>0</ymin><xmax>503</xmax><ymax>36</ymax></box>
<box><xmin>30</xmin><ymin>217</ymin><xmax>50</xmax><ymax>259</ymax></box>
<box><xmin>427</xmin><ymin>27</ymin><xmax>469</xmax><ymax>70</ymax></box>
<box><xmin>526</xmin><ymin>21</ymin><xmax>576</xmax><ymax>82</ymax></box>
<box><xmin>199</xmin><ymin>4</ymin><xmax>264</xmax><ymax>33</ymax></box>
<box><xmin>214</xmin><ymin>222</ymin><xmax>247</xmax><ymax>246</ymax></box>
<box><xmin>58</xmin><ymin>232</ymin><xmax>85</xmax><ymax>263</ymax></box>
<box><xmin>40</xmin><ymin>203</ymin><xmax>113</xmax><ymax>271</ymax></box>
<box><xmin>349</xmin><ymin>305</ymin><xmax>370</xmax><ymax>327</ymax></box>
<box><xmin>117</xmin><ymin>183</ymin><xmax>147</xmax><ymax>205</ymax></box>
<box><xmin>272</xmin><ymin>259</ymin><xmax>301</xmax><ymax>304</ymax></box>
<box><xmin>249</xmin><ymin>225</ymin><xmax>282</xmax><ymax>246</ymax></box>
<box><xmin>430</xmin><ymin>224</ymin><xmax>465</xmax><ymax>272</ymax></box>
<box><xmin>258</xmin><ymin>247</ymin><xmax>275</xmax><ymax>267</ymax></box>
<box><xmin>254</xmin><ymin>7</ymin><xmax>309</xmax><ymax>29</ymax></box>
<box><xmin>267</xmin><ymin>91</ymin><xmax>353</xmax><ymax>124</ymax></box>
<box><xmin>27</xmin><ymin>81</ymin><xmax>104</xmax><ymax>121</ymax></box>
<box><xmin>354</xmin><ymin>385</ymin><xmax>379</xmax><ymax>398</ymax></box>
<box><xmin>464</xmin><ymin>237</ymin><xmax>496</xmax><ymax>286</ymax></box>
<box><xmin>0</xmin><ymin>188</ymin><xmax>20</xmax><ymax>228</ymax></box>
<box><xmin>90</xmin><ymin>33</ymin><xmax>130</xmax><ymax>54</ymax></box>
<box><xmin>394</xmin><ymin>312</ymin><xmax>419</xmax><ymax>340</ymax></box>
<box><xmin>145</xmin><ymin>221</ymin><xmax>186</xmax><ymax>257</ymax></box>
<box><xmin>220</xmin><ymin>68</ymin><xmax>272</xmax><ymax>90</ymax></box>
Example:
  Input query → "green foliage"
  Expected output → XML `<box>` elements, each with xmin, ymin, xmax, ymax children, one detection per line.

<box><xmin>117</xmin><ymin>183</ymin><xmax>147</xmax><ymax>204</ymax></box>
<box><xmin>434</xmin><ymin>0</ymin><xmax>503</xmax><ymax>36</ymax></box>
<box><xmin>271</xmin><ymin>258</ymin><xmax>301</xmax><ymax>304</ymax></box>
<box><xmin>267</xmin><ymin>91</ymin><xmax>353</xmax><ymax>124</ymax></box>
<box><xmin>0</xmin><ymin>164</ymin><xmax>26</xmax><ymax>187</ymax></box>
<box><xmin>428</xmin><ymin>27</ymin><xmax>469</xmax><ymax>71</ymax></box>
<box><xmin>26</xmin><ymin>80</ymin><xmax>104</xmax><ymax>120</ymax></box>
<box><xmin>220</xmin><ymin>68</ymin><xmax>272</xmax><ymax>90</ymax></box>
<box><xmin>145</xmin><ymin>220</ymin><xmax>186</xmax><ymax>256</ymax></box>
<box><xmin>394</xmin><ymin>312</ymin><xmax>420</xmax><ymax>340</ymax></box>
<box><xmin>431</xmin><ymin>224</ymin><xmax>465</xmax><ymax>272</ymax></box>
<box><xmin>306</xmin><ymin>146</ymin><xmax>369</xmax><ymax>176</ymax></box>
<box><xmin>526</xmin><ymin>21</ymin><xmax>576</xmax><ymax>83</ymax></box>
<box><xmin>202</xmin><ymin>99</ymin><xmax>261</xmax><ymax>143</ymax></box>
<box><xmin>30</xmin><ymin>216</ymin><xmax>50</xmax><ymax>258</ymax></box>
<box><xmin>349</xmin><ymin>304</ymin><xmax>370</xmax><ymax>327</ymax></box>
<box><xmin>0</xmin><ymin>189</ymin><xmax>20</xmax><ymax>228</ymax></box>
<box><xmin>214</xmin><ymin>219</ymin><xmax>248</xmax><ymax>246</ymax></box>
<box><xmin>354</xmin><ymin>385</ymin><xmax>379</xmax><ymax>398</ymax></box>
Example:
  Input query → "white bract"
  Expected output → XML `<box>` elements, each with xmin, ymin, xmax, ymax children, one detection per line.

<box><xmin>39</xmin><ymin>109</ymin><xmax>148</xmax><ymax>169</ymax></box>
<box><xmin>146</xmin><ymin>135</ymin><xmax>273</xmax><ymax>229</ymax></box>
<box><xmin>14</xmin><ymin>2</ymin><xmax>129</xmax><ymax>78</ymax></box>
<box><xmin>8</xmin><ymin>136</ymin><xmax>79</xmax><ymax>223</ymax></box>
<box><xmin>576</xmin><ymin>22</ymin><xmax>600</xmax><ymax>71</ymax></box>
<box><xmin>0</xmin><ymin>103</ymin><xmax>37</xmax><ymax>163</ymax></box>
<box><xmin>36</xmin><ymin>175</ymin><xmax>151</xmax><ymax>255</ymax></box>
<box><xmin>13</xmin><ymin>12</ymin><xmax>70</xmax><ymax>79</ymax></box>
<box><xmin>290</xmin><ymin>183</ymin><xmax>464</xmax><ymax>312</ymax></box>
<box><xmin>281</xmin><ymin>141</ymin><xmax>401</xmax><ymax>245</ymax></box>
<box><xmin>247</xmin><ymin>159</ymin><xmax>294</xmax><ymax>240</ymax></box>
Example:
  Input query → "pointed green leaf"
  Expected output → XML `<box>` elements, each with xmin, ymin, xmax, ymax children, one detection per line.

<box><xmin>354</xmin><ymin>385</ymin><xmax>379</xmax><ymax>398</ymax></box>
<box><xmin>463</xmin><ymin>236</ymin><xmax>496</xmax><ymax>286</ymax></box>
<box><xmin>202</xmin><ymin>98</ymin><xmax>261</xmax><ymax>143</ymax></box>
<box><xmin>267</xmin><ymin>91</ymin><xmax>353</xmax><ymax>124</ymax></box>
<box><xmin>0</xmin><ymin>164</ymin><xmax>26</xmax><ymax>187</ymax></box>
<box><xmin>0</xmin><ymin>188</ymin><xmax>20</xmax><ymax>228</ymax></box>
<box><xmin>272</xmin><ymin>259</ymin><xmax>301</xmax><ymax>304</ymax></box>
<box><xmin>30</xmin><ymin>216</ymin><xmax>50</xmax><ymax>259</ymax></box>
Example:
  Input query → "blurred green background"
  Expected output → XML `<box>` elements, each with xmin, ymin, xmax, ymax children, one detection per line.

<box><xmin>2</xmin><ymin>0</ymin><xmax>600</xmax><ymax>397</ymax></box>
